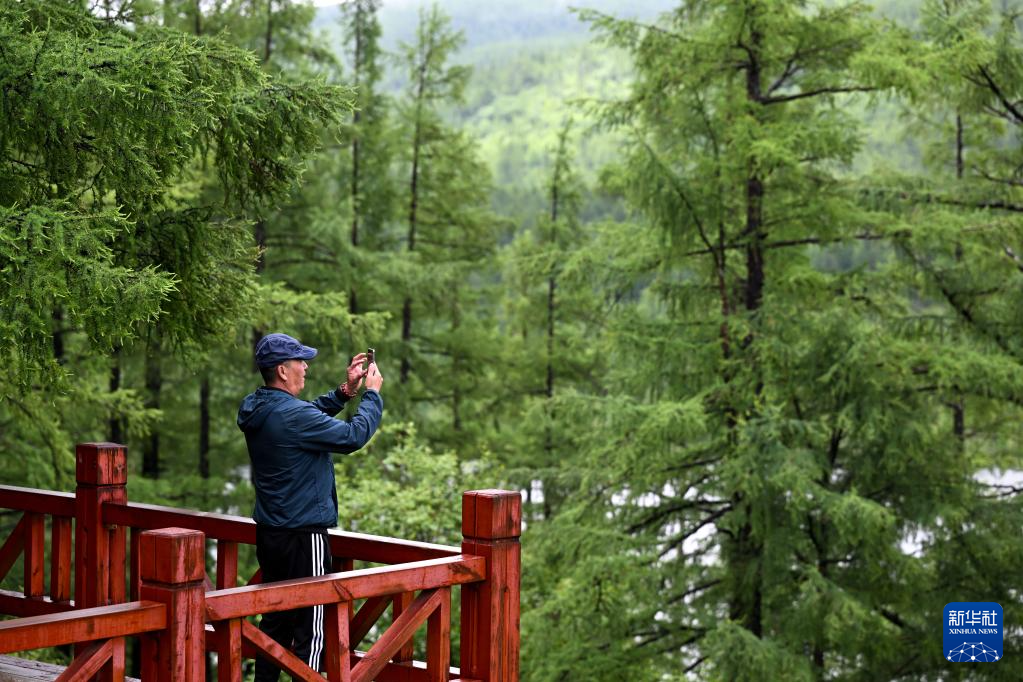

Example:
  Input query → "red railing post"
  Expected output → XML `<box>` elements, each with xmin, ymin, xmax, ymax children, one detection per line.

<box><xmin>459</xmin><ymin>490</ymin><xmax>521</xmax><ymax>682</ymax></box>
<box><xmin>74</xmin><ymin>443</ymin><xmax>128</xmax><ymax>610</ymax></box>
<box><xmin>138</xmin><ymin>528</ymin><xmax>206</xmax><ymax>682</ymax></box>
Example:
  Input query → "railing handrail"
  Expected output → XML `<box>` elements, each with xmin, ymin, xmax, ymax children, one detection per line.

<box><xmin>0</xmin><ymin>600</ymin><xmax>166</xmax><ymax>654</ymax></box>
<box><xmin>205</xmin><ymin>554</ymin><xmax>485</xmax><ymax>621</ymax></box>
<box><xmin>0</xmin><ymin>483</ymin><xmax>462</xmax><ymax>564</ymax></box>
<box><xmin>105</xmin><ymin>499</ymin><xmax>462</xmax><ymax>563</ymax></box>
<box><xmin>0</xmin><ymin>484</ymin><xmax>75</xmax><ymax>517</ymax></box>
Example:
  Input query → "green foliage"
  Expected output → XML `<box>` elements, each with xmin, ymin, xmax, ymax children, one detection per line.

<box><xmin>0</xmin><ymin>0</ymin><xmax>353</xmax><ymax>497</ymax></box>
<box><xmin>5</xmin><ymin>1</ymin><xmax>1023</xmax><ymax>679</ymax></box>
<box><xmin>0</xmin><ymin>205</ymin><xmax>173</xmax><ymax>389</ymax></box>
<box><xmin>336</xmin><ymin>423</ymin><xmax>470</xmax><ymax>544</ymax></box>
<box><xmin>373</xmin><ymin>4</ymin><xmax>505</xmax><ymax>452</ymax></box>
<box><xmin>518</xmin><ymin>1</ymin><xmax>1023</xmax><ymax>680</ymax></box>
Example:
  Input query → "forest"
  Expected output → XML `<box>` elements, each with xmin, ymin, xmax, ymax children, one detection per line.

<box><xmin>1</xmin><ymin>0</ymin><xmax>1022</xmax><ymax>679</ymax></box>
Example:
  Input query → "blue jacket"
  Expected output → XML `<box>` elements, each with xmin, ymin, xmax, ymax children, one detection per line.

<box><xmin>237</xmin><ymin>386</ymin><xmax>383</xmax><ymax>528</ymax></box>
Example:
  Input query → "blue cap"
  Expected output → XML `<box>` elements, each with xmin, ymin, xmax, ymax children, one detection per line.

<box><xmin>254</xmin><ymin>333</ymin><xmax>318</xmax><ymax>369</ymax></box>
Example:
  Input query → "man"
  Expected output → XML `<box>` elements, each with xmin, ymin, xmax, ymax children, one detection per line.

<box><xmin>237</xmin><ymin>332</ymin><xmax>383</xmax><ymax>680</ymax></box>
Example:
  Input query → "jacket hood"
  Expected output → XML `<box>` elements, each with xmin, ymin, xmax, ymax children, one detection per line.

<box><xmin>237</xmin><ymin>387</ymin><xmax>292</xmax><ymax>432</ymax></box>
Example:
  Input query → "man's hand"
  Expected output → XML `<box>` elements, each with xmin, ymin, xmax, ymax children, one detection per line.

<box><xmin>364</xmin><ymin>362</ymin><xmax>383</xmax><ymax>393</ymax></box>
<box><xmin>343</xmin><ymin>353</ymin><xmax>368</xmax><ymax>396</ymax></box>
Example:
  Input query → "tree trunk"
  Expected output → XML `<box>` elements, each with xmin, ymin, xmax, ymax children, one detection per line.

<box><xmin>199</xmin><ymin>375</ymin><xmax>210</xmax><ymax>479</ymax></box>
<box><xmin>733</xmin><ymin>15</ymin><xmax>766</xmax><ymax>640</ymax></box>
<box><xmin>52</xmin><ymin>308</ymin><xmax>64</xmax><ymax>364</ymax></box>
<box><xmin>263</xmin><ymin>0</ymin><xmax>274</xmax><ymax>64</ymax></box>
<box><xmin>545</xmin><ymin>177</ymin><xmax>558</xmax><ymax>456</ymax></box>
<box><xmin>252</xmin><ymin>218</ymin><xmax>267</xmax><ymax>369</ymax></box>
<box><xmin>452</xmin><ymin>296</ymin><xmax>462</xmax><ymax>432</ymax></box>
<box><xmin>956</xmin><ymin>113</ymin><xmax>964</xmax><ymax>180</ymax></box>
<box><xmin>142</xmin><ymin>340</ymin><xmax>161</xmax><ymax>478</ymax></box>
<box><xmin>953</xmin><ymin>113</ymin><xmax>965</xmax><ymax>449</ymax></box>
<box><xmin>401</xmin><ymin>70</ymin><xmax>426</xmax><ymax>384</ymax></box>
<box><xmin>109</xmin><ymin>346</ymin><xmax>122</xmax><ymax>444</ymax></box>
<box><xmin>349</xmin><ymin>9</ymin><xmax>363</xmax><ymax>315</ymax></box>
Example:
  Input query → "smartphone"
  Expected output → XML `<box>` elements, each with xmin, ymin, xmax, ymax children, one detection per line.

<box><xmin>367</xmin><ymin>348</ymin><xmax>375</xmax><ymax>366</ymax></box>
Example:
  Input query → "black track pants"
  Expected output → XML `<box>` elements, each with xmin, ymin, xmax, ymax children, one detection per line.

<box><xmin>254</xmin><ymin>526</ymin><xmax>331</xmax><ymax>681</ymax></box>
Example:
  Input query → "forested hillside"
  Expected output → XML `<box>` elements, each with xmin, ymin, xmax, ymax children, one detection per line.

<box><xmin>2</xmin><ymin>0</ymin><xmax>1022</xmax><ymax>680</ymax></box>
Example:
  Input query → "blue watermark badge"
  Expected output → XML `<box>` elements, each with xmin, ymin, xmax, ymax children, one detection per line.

<box><xmin>944</xmin><ymin>602</ymin><xmax>1002</xmax><ymax>663</ymax></box>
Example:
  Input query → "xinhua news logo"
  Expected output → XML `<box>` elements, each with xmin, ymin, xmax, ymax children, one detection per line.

<box><xmin>944</xmin><ymin>602</ymin><xmax>1002</xmax><ymax>663</ymax></box>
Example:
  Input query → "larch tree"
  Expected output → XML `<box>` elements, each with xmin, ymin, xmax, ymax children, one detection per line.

<box><xmin>517</xmin><ymin>1</ymin><xmax>1020</xmax><ymax>680</ymax></box>
<box><xmin>500</xmin><ymin>120</ymin><xmax>607</xmax><ymax>519</ymax></box>
<box><xmin>338</xmin><ymin>0</ymin><xmax>396</xmax><ymax>316</ymax></box>
<box><xmin>390</xmin><ymin>4</ymin><xmax>503</xmax><ymax>453</ymax></box>
<box><xmin>887</xmin><ymin>2</ymin><xmax>1023</xmax><ymax>675</ymax></box>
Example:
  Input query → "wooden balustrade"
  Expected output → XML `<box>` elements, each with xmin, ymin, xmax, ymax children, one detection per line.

<box><xmin>0</xmin><ymin>509</ymin><xmax>76</xmax><ymax>618</ymax></box>
<box><xmin>0</xmin><ymin>443</ymin><xmax>521</xmax><ymax>681</ymax></box>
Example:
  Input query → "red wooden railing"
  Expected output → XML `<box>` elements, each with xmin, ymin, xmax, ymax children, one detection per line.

<box><xmin>0</xmin><ymin>443</ymin><xmax>521</xmax><ymax>681</ymax></box>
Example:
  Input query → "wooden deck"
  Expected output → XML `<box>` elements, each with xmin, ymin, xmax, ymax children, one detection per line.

<box><xmin>0</xmin><ymin>655</ymin><xmax>140</xmax><ymax>682</ymax></box>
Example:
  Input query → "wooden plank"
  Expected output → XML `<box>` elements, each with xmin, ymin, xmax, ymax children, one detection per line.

<box><xmin>0</xmin><ymin>654</ymin><xmax>71</xmax><ymax>681</ymax></box>
<box><xmin>102</xmin><ymin>637</ymin><xmax>125</xmax><ymax>682</ymax></box>
<box><xmin>326</xmin><ymin>532</ymin><xmax>460</xmax><ymax>567</ymax></box>
<box><xmin>0</xmin><ymin>590</ymin><xmax>75</xmax><ymax>618</ymax></box>
<box><xmin>108</xmin><ymin>524</ymin><xmax>126</xmax><ymax>605</ymax></box>
<box><xmin>241</xmin><ymin>620</ymin><xmax>322</xmax><ymax>682</ymax></box>
<box><xmin>103</xmin><ymin>502</ymin><xmax>256</xmax><ymax>545</ymax></box>
<box><xmin>102</xmin><ymin>503</ymin><xmax>460</xmax><ymax>564</ymax></box>
<box><xmin>129</xmin><ymin>528</ymin><xmax>140</xmax><ymax>601</ymax></box>
<box><xmin>426</xmin><ymin>588</ymin><xmax>450</xmax><ymax>682</ymax></box>
<box><xmin>214</xmin><ymin>619</ymin><xmax>242</xmax><ymax>682</ymax></box>
<box><xmin>107</xmin><ymin>638</ymin><xmax>125</xmax><ymax>682</ymax></box>
<box><xmin>49</xmin><ymin>517</ymin><xmax>72</xmax><ymax>602</ymax></box>
<box><xmin>0</xmin><ymin>655</ymin><xmax>143</xmax><ymax>682</ymax></box>
<box><xmin>351</xmin><ymin>595</ymin><xmax>390</xmax><ymax>648</ymax></box>
<box><xmin>216</xmin><ymin>540</ymin><xmax>238</xmax><ymax>589</ymax></box>
<box><xmin>348</xmin><ymin>656</ymin><xmax>474</xmax><ymax>682</ymax></box>
<box><xmin>205</xmin><ymin>556</ymin><xmax>485</xmax><ymax>621</ymax></box>
<box><xmin>346</xmin><ymin>653</ymin><xmax>470</xmax><ymax>682</ymax></box>
<box><xmin>0</xmin><ymin>514</ymin><xmax>27</xmax><ymax>583</ymax></box>
<box><xmin>0</xmin><ymin>601</ymin><xmax>165</xmax><ymax>654</ymax></box>
<box><xmin>324</xmin><ymin>601</ymin><xmax>352</xmax><ymax>682</ymax></box>
<box><xmin>392</xmin><ymin>592</ymin><xmax>414</xmax><ymax>663</ymax></box>
<box><xmin>0</xmin><ymin>486</ymin><xmax>76</xmax><ymax>518</ymax></box>
<box><xmin>55</xmin><ymin>639</ymin><xmax>111</xmax><ymax>682</ymax></box>
<box><xmin>351</xmin><ymin>590</ymin><xmax>441</xmax><ymax>682</ymax></box>
<box><xmin>23</xmin><ymin>514</ymin><xmax>44</xmax><ymax>598</ymax></box>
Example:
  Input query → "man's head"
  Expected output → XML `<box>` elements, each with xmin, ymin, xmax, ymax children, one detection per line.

<box><xmin>255</xmin><ymin>333</ymin><xmax>318</xmax><ymax>396</ymax></box>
